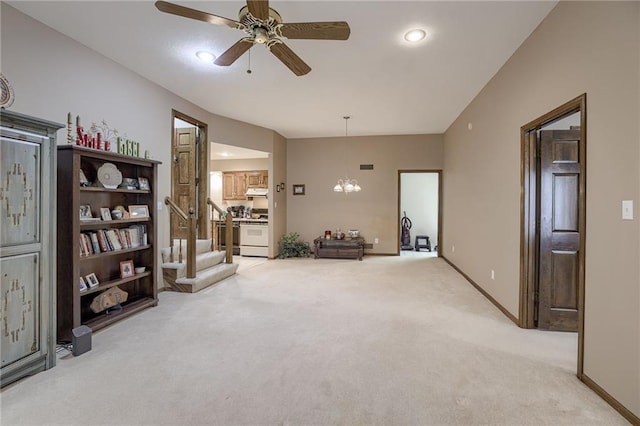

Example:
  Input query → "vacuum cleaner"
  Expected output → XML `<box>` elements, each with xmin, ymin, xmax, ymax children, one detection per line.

<box><xmin>400</xmin><ymin>211</ymin><xmax>414</xmax><ymax>250</ymax></box>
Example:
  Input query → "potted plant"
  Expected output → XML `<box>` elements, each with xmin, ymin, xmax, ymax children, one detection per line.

<box><xmin>278</xmin><ymin>232</ymin><xmax>311</xmax><ymax>259</ymax></box>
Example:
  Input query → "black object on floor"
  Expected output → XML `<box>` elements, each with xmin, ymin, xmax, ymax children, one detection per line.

<box><xmin>71</xmin><ymin>325</ymin><xmax>92</xmax><ymax>356</ymax></box>
<box><xmin>415</xmin><ymin>235</ymin><xmax>431</xmax><ymax>252</ymax></box>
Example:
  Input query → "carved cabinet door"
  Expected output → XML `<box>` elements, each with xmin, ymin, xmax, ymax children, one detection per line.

<box><xmin>1</xmin><ymin>111</ymin><xmax>61</xmax><ymax>387</ymax></box>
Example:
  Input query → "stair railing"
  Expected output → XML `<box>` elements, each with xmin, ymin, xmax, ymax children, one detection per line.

<box><xmin>164</xmin><ymin>196</ymin><xmax>196</xmax><ymax>279</ymax></box>
<box><xmin>207</xmin><ymin>198</ymin><xmax>233</xmax><ymax>264</ymax></box>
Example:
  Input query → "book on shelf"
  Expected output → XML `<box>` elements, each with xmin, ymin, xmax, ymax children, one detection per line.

<box><xmin>129</xmin><ymin>226</ymin><xmax>140</xmax><ymax>248</ymax></box>
<box><xmin>106</xmin><ymin>229</ymin><xmax>122</xmax><ymax>251</ymax></box>
<box><xmin>96</xmin><ymin>230</ymin><xmax>108</xmax><ymax>252</ymax></box>
<box><xmin>89</xmin><ymin>232</ymin><xmax>100</xmax><ymax>254</ymax></box>
<box><xmin>80</xmin><ymin>234</ymin><xmax>93</xmax><ymax>256</ymax></box>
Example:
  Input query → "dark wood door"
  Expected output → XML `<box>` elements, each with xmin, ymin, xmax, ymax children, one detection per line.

<box><xmin>538</xmin><ymin>129</ymin><xmax>581</xmax><ymax>331</ymax></box>
<box><xmin>172</xmin><ymin>127</ymin><xmax>196</xmax><ymax>239</ymax></box>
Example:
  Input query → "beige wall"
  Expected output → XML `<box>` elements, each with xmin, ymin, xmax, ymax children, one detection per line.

<box><xmin>287</xmin><ymin>134</ymin><xmax>443</xmax><ymax>253</ymax></box>
<box><xmin>443</xmin><ymin>1</ymin><xmax>639</xmax><ymax>416</ymax></box>
<box><xmin>211</xmin><ymin>158</ymin><xmax>269</xmax><ymax>172</ymax></box>
<box><xmin>271</xmin><ymin>132</ymin><xmax>288</xmax><ymax>258</ymax></box>
<box><xmin>1</xmin><ymin>4</ymin><xmax>282</xmax><ymax>285</ymax></box>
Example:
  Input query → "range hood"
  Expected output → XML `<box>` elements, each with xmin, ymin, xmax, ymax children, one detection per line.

<box><xmin>245</xmin><ymin>187</ymin><xmax>268</xmax><ymax>197</ymax></box>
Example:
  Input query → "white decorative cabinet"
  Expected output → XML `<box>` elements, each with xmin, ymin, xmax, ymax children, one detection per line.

<box><xmin>0</xmin><ymin>110</ymin><xmax>63</xmax><ymax>387</ymax></box>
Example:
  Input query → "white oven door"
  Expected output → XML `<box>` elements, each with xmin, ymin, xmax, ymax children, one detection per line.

<box><xmin>240</xmin><ymin>224</ymin><xmax>268</xmax><ymax>256</ymax></box>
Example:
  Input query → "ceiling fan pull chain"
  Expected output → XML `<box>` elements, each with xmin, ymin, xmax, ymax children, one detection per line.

<box><xmin>247</xmin><ymin>48</ymin><xmax>252</xmax><ymax>74</ymax></box>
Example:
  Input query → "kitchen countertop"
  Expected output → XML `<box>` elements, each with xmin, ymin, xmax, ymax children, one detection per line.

<box><xmin>216</xmin><ymin>218</ymin><xmax>268</xmax><ymax>224</ymax></box>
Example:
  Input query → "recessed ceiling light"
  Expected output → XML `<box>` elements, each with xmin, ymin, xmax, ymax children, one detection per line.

<box><xmin>404</xmin><ymin>29</ymin><xmax>426</xmax><ymax>43</ymax></box>
<box><xmin>196</xmin><ymin>51</ymin><xmax>216</xmax><ymax>63</ymax></box>
<box><xmin>219</xmin><ymin>152</ymin><xmax>231</xmax><ymax>157</ymax></box>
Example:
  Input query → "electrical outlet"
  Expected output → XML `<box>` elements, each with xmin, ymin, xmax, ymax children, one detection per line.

<box><xmin>491</xmin><ymin>270</ymin><xmax>495</xmax><ymax>280</ymax></box>
<box><xmin>452</xmin><ymin>245</ymin><xmax>455</xmax><ymax>253</ymax></box>
<box><xmin>374</xmin><ymin>238</ymin><xmax>379</xmax><ymax>244</ymax></box>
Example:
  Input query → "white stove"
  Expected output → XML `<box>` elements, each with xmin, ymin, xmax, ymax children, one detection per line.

<box><xmin>240</xmin><ymin>208</ymin><xmax>268</xmax><ymax>257</ymax></box>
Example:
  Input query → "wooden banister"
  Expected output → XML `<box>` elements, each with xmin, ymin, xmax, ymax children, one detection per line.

<box><xmin>164</xmin><ymin>196</ymin><xmax>188</xmax><ymax>221</ymax></box>
<box><xmin>164</xmin><ymin>196</ymin><xmax>196</xmax><ymax>278</ymax></box>
<box><xmin>207</xmin><ymin>198</ymin><xmax>233</xmax><ymax>264</ymax></box>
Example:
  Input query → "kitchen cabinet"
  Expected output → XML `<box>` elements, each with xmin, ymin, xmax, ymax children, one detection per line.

<box><xmin>246</xmin><ymin>170</ymin><xmax>268</xmax><ymax>188</ymax></box>
<box><xmin>222</xmin><ymin>170</ymin><xmax>268</xmax><ymax>200</ymax></box>
<box><xmin>223</xmin><ymin>172</ymin><xmax>247</xmax><ymax>200</ymax></box>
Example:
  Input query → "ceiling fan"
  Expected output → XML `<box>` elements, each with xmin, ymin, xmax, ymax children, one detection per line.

<box><xmin>155</xmin><ymin>0</ymin><xmax>351</xmax><ymax>76</ymax></box>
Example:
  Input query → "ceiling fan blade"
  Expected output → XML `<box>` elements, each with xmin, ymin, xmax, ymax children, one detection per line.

<box><xmin>279</xmin><ymin>22</ymin><xmax>350</xmax><ymax>40</ymax></box>
<box><xmin>155</xmin><ymin>1</ymin><xmax>242</xmax><ymax>30</ymax></box>
<box><xmin>269</xmin><ymin>42</ymin><xmax>311</xmax><ymax>76</ymax></box>
<box><xmin>246</xmin><ymin>0</ymin><xmax>270</xmax><ymax>21</ymax></box>
<box><xmin>214</xmin><ymin>39</ymin><xmax>254</xmax><ymax>66</ymax></box>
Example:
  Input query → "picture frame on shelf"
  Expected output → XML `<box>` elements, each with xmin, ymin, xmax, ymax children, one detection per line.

<box><xmin>293</xmin><ymin>184</ymin><xmax>305</xmax><ymax>195</ymax></box>
<box><xmin>137</xmin><ymin>177</ymin><xmax>150</xmax><ymax>191</ymax></box>
<box><xmin>120</xmin><ymin>260</ymin><xmax>134</xmax><ymax>279</ymax></box>
<box><xmin>128</xmin><ymin>205</ymin><xmax>149</xmax><ymax>218</ymax></box>
<box><xmin>79</xmin><ymin>277</ymin><xmax>88</xmax><ymax>292</ymax></box>
<box><xmin>100</xmin><ymin>207</ymin><xmax>112</xmax><ymax>221</ymax></box>
<box><xmin>85</xmin><ymin>273</ymin><xmax>99</xmax><ymax>288</ymax></box>
<box><xmin>79</xmin><ymin>204</ymin><xmax>98</xmax><ymax>221</ymax></box>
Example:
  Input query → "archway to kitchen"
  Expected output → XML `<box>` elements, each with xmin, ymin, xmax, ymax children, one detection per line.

<box><xmin>397</xmin><ymin>170</ymin><xmax>442</xmax><ymax>257</ymax></box>
<box><xmin>210</xmin><ymin>142</ymin><xmax>270</xmax><ymax>257</ymax></box>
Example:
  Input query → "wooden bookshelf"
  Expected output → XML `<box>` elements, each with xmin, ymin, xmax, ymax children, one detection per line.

<box><xmin>56</xmin><ymin>145</ymin><xmax>161</xmax><ymax>342</ymax></box>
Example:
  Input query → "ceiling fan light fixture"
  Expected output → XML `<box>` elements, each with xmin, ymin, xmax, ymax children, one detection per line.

<box><xmin>196</xmin><ymin>50</ymin><xmax>216</xmax><ymax>62</ymax></box>
<box><xmin>253</xmin><ymin>27</ymin><xmax>269</xmax><ymax>44</ymax></box>
<box><xmin>404</xmin><ymin>29</ymin><xmax>426</xmax><ymax>43</ymax></box>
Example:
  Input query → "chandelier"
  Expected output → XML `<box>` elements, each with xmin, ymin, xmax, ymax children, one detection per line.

<box><xmin>333</xmin><ymin>116</ymin><xmax>361</xmax><ymax>194</ymax></box>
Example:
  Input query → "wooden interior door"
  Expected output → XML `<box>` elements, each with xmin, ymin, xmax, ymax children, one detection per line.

<box><xmin>172</xmin><ymin>127</ymin><xmax>197</xmax><ymax>240</ymax></box>
<box><xmin>537</xmin><ymin>129</ymin><xmax>582</xmax><ymax>331</ymax></box>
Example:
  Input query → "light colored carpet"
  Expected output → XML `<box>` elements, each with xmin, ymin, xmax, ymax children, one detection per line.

<box><xmin>0</xmin><ymin>256</ymin><xmax>628</xmax><ymax>425</ymax></box>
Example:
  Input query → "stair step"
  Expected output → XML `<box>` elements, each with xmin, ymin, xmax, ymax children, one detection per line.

<box><xmin>161</xmin><ymin>239</ymin><xmax>215</xmax><ymax>262</ymax></box>
<box><xmin>174</xmin><ymin>263</ymin><xmax>239</xmax><ymax>293</ymax></box>
<box><xmin>162</xmin><ymin>251</ymin><xmax>226</xmax><ymax>278</ymax></box>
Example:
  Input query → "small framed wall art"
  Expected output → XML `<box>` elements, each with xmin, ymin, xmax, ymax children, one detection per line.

<box><xmin>292</xmin><ymin>184</ymin><xmax>305</xmax><ymax>196</ymax></box>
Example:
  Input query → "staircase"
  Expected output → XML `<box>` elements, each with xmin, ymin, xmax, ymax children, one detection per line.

<box><xmin>161</xmin><ymin>239</ymin><xmax>238</xmax><ymax>293</ymax></box>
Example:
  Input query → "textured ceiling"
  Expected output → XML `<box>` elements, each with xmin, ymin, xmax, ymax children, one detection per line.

<box><xmin>9</xmin><ymin>1</ymin><xmax>556</xmax><ymax>138</ymax></box>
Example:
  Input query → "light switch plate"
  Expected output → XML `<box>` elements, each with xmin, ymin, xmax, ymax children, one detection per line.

<box><xmin>622</xmin><ymin>200</ymin><xmax>633</xmax><ymax>220</ymax></box>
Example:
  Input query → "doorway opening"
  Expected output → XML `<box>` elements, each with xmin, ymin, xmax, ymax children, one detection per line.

<box><xmin>519</xmin><ymin>94</ymin><xmax>586</xmax><ymax>377</ymax></box>
<box><xmin>209</xmin><ymin>142</ymin><xmax>270</xmax><ymax>256</ymax></box>
<box><xmin>397</xmin><ymin>170</ymin><xmax>442</xmax><ymax>257</ymax></box>
<box><xmin>171</xmin><ymin>110</ymin><xmax>209</xmax><ymax>241</ymax></box>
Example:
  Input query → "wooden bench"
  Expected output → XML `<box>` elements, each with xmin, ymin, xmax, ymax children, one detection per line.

<box><xmin>313</xmin><ymin>237</ymin><xmax>364</xmax><ymax>261</ymax></box>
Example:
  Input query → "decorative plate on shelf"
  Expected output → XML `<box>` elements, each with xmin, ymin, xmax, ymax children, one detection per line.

<box><xmin>0</xmin><ymin>73</ymin><xmax>15</xmax><ymax>108</ymax></box>
<box><xmin>97</xmin><ymin>163</ymin><xmax>122</xmax><ymax>189</ymax></box>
